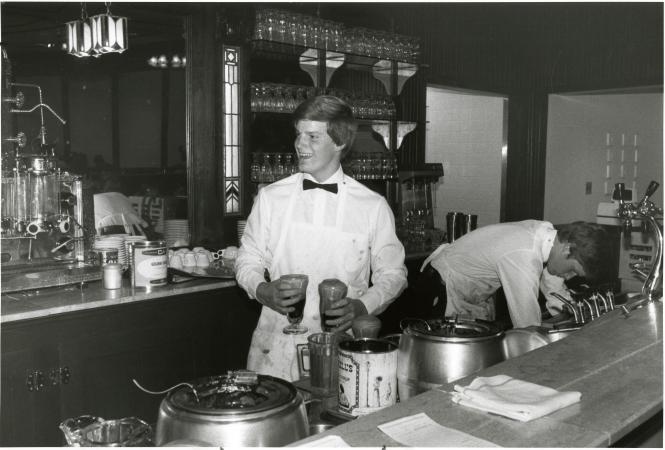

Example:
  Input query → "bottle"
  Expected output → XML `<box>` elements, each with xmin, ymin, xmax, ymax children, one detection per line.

<box><xmin>250</xmin><ymin>153</ymin><xmax>261</xmax><ymax>182</ymax></box>
<box><xmin>260</xmin><ymin>153</ymin><xmax>274</xmax><ymax>183</ymax></box>
<box><xmin>284</xmin><ymin>154</ymin><xmax>294</xmax><ymax>175</ymax></box>
<box><xmin>274</xmin><ymin>153</ymin><xmax>285</xmax><ymax>180</ymax></box>
<box><xmin>103</xmin><ymin>263</ymin><xmax>123</xmax><ymax>290</ymax></box>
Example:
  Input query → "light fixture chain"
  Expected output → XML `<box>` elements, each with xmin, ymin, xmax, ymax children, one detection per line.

<box><xmin>80</xmin><ymin>2</ymin><xmax>88</xmax><ymax>20</ymax></box>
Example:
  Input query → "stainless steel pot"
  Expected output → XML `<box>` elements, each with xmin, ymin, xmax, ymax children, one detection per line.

<box><xmin>155</xmin><ymin>371</ymin><xmax>308</xmax><ymax>446</ymax></box>
<box><xmin>397</xmin><ymin>318</ymin><xmax>505</xmax><ymax>400</ymax></box>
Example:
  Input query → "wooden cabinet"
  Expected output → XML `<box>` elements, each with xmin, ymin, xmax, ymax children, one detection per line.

<box><xmin>1</xmin><ymin>341</ymin><xmax>63</xmax><ymax>446</ymax></box>
<box><xmin>0</xmin><ymin>285</ymin><xmax>260</xmax><ymax>446</ymax></box>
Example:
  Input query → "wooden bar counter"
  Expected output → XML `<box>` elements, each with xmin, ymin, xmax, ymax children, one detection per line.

<box><xmin>293</xmin><ymin>299</ymin><xmax>663</xmax><ymax>447</ymax></box>
<box><xmin>0</xmin><ymin>278</ymin><xmax>260</xmax><ymax>446</ymax></box>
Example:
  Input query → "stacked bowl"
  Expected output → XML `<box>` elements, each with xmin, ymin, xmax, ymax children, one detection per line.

<box><xmin>93</xmin><ymin>234</ymin><xmax>129</xmax><ymax>268</ymax></box>
<box><xmin>164</xmin><ymin>220</ymin><xmax>190</xmax><ymax>247</ymax></box>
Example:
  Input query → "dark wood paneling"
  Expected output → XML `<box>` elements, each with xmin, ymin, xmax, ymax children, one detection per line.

<box><xmin>0</xmin><ymin>285</ymin><xmax>261</xmax><ymax>446</ymax></box>
<box><xmin>191</xmin><ymin>3</ymin><xmax>661</xmax><ymax>229</ymax></box>
<box><xmin>357</xmin><ymin>2</ymin><xmax>663</xmax><ymax>220</ymax></box>
<box><xmin>186</xmin><ymin>6</ymin><xmax>223</xmax><ymax>247</ymax></box>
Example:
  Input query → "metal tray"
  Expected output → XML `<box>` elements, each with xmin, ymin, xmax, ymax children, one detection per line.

<box><xmin>167</xmin><ymin>266</ymin><xmax>235</xmax><ymax>280</ymax></box>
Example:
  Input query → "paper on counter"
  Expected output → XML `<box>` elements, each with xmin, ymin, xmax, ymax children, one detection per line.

<box><xmin>294</xmin><ymin>434</ymin><xmax>350</xmax><ymax>447</ymax></box>
<box><xmin>378</xmin><ymin>412</ymin><xmax>498</xmax><ymax>447</ymax></box>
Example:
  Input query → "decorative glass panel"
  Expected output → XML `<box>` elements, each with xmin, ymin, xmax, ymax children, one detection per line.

<box><xmin>222</xmin><ymin>46</ymin><xmax>241</xmax><ymax>214</ymax></box>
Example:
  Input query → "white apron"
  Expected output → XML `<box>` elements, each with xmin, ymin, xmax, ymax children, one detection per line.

<box><xmin>246</xmin><ymin>174</ymin><xmax>369</xmax><ymax>381</ymax></box>
<box><xmin>424</xmin><ymin>242</ymin><xmax>496</xmax><ymax>321</ymax></box>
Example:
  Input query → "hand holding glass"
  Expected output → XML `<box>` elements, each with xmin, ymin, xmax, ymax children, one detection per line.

<box><xmin>281</xmin><ymin>274</ymin><xmax>309</xmax><ymax>335</ymax></box>
<box><xmin>318</xmin><ymin>278</ymin><xmax>348</xmax><ymax>332</ymax></box>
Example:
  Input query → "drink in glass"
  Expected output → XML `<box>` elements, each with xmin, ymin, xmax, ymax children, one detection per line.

<box><xmin>281</xmin><ymin>274</ymin><xmax>309</xmax><ymax>334</ymax></box>
<box><xmin>318</xmin><ymin>278</ymin><xmax>348</xmax><ymax>332</ymax></box>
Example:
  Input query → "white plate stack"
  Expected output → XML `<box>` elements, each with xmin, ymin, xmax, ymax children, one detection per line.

<box><xmin>94</xmin><ymin>234</ymin><xmax>128</xmax><ymax>267</ymax></box>
<box><xmin>164</xmin><ymin>219</ymin><xmax>190</xmax><ymax>247</ymax></box>
<box><xmin>237</xmin><ymin>220</ymin><xmax>247</xmax><ymax>244</ymax></box>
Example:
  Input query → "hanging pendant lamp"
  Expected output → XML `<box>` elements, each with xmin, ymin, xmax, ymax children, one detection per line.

<box><xmin>90</xmin><ymin>2</ymin><xmax>128</xmax><ymax>54</ymax></box>
<box><xmin>65</xmin><ymin>3</ymin><xmax>95</xmax><ymax>57</ymax></box>
<box><xmin>66</xmin><ymin>2</ymin><xmax>128</xmax><ymax>57</ymax></box>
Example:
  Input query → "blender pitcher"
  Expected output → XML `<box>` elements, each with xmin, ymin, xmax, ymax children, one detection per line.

<box><xmin>60</xmin><ymin>415</ymin><xmax>153</xmax><ymax>446</ymax></box>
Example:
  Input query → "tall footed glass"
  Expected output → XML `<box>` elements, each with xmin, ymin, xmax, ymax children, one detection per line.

<box><xmin>318</xmin><ymin>278</ymin><xmax>347</xmax><ymax>332</ymax></box>
<box><xmin>281</xmin><ymin>274</ymin><xmax>309</xmax><ymax>335</ymax></box>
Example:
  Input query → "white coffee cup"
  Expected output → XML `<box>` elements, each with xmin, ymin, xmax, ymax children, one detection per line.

<box><xmin>170</xmin><ymin>254</ymin><xmax>184</xmax><ymax>269</ymax></box>
<box><xmin>221</xmin><ymin>246</ymin><xmax>239</xmax><ymax>259</ymax></box>
<box><xmin>196</xmin><ymin>252</ymin><xmax>210</xmax><ymax>267</ymax></box>
<box><xmin>183</xmin><ymin>251</ymin><xmax>197</xmax><ymax>267</ymax></box>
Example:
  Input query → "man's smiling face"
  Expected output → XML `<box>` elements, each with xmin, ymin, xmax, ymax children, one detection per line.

<box><xmin>294</xmin><ymin>120</ymin><xmax>343</xmax><ymax>182</ymax></box>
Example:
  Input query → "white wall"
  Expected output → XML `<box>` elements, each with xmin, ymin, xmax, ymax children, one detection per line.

<box><xmin>544</xmin><ymin>92</ymin><xmax>663</xmax><ymax>224</ymax></box>
<box><xmin>425</xmin><ymin>86</ymin><xmax>506</xmax><ymax>229</ymax></box>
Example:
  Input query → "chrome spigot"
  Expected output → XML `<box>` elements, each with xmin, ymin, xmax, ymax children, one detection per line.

<box><xmin>550</xmin><ymin>292</ymin><xmax>583</xmax><ymax>324</ymax></box>
<box><xmin>629</xmin><ymin>262</ymin><xmax>651</xmax><ymax>280</ymax></box>
<box><xmin>615</xmin><ymin>181</ymin><xmax>663</xmax><ymax>303</ymax></box>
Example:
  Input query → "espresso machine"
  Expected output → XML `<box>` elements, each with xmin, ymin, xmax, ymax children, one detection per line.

<box><xmin>1</xmin><ymin>54</ymin><xmax>98</xmax><ymax>293</ymax></box>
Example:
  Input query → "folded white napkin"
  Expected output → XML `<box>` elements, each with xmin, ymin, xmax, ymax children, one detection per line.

<box><xmin>451</xmin><ymin>374</ymin><xmax>581</xmax><ymax>422</ymax></box>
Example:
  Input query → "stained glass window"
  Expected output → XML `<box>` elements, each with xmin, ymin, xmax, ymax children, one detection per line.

<box><xmin>222</xmin><ymin>46</ymin><xmax>241</xmax><ymax>214</ymax></box>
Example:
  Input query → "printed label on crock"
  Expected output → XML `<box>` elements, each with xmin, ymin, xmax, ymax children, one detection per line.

<box><xmin>142</xmin><ymin>248</ymin><xmax>167</xmax><ymax>256</ymax></box>
<box><xmin>337</xmin><ymin>350</ymin><xmax>397</xmax><ymax>416</ymax></box>
<box><xmin>134</xmin><ymin>248</ymin><xmax>168</xmax><ymax>287</ymax></box>
<box><xmin>337</xmin><ymin>351</ymin><xmax>359</xmax><ymax>414</ymax></box>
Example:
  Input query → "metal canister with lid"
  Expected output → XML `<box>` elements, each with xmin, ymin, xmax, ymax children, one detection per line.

<box><xmin>397</xmin><ymin>317</ymin><xmax>505</xmax><ymax>400</ymax></box>
<box><xmin>154</xmin><ymin>371</ymin><xmax>308</xmax><ymax>446</ymax></box>
<box><xmin>130</xmin><ymin>240</ymin><xmax>168</xmax><ymax>290</ymax></box>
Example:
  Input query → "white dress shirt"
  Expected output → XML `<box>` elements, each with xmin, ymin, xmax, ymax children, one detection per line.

<box><xmin>236</xmin><ymin>166</ymin><xmax>408</xmax><ymax>317</ymax></box>
<box><xmin>428</xmin><ymin>220</ymin><xmax>567</xmax><ymax>328</ymax></box>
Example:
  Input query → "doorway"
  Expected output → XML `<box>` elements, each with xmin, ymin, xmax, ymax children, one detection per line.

<box><xmin>425</xmin><ymin>85</ymin><xmax>509</xmax><ymax>229</ymax></box>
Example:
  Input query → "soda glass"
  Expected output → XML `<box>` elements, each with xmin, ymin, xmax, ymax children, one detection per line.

<box><xmin>318</xmin><ymin>278</ymin><xmax>348</xmax><ymax>332</ymax></box>
<box><xmin>281</xmin><ymin>274</ymin><xmax>309</xmax><ymax>334</ymax></box>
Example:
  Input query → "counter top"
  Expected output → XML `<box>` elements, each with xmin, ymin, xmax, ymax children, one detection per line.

<box><xmin>1</xmin><ymin>278</ymin><xmax>236</xmax><ymax>324</ymax></box>
<box><xmin>2</xmin><ymin>248</ymin><xmax>427</xmax><ymax>325</ymax></box>
<box><xmin>292</xmin><ymin>299</ymin><xmax>663</xmax><ymax>447</ymax></box>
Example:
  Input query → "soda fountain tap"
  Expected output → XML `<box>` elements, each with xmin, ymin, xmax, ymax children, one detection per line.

<box><xmin>615</xmin><ymin>181</ymin><xmax>663</xmax><ymax>303</ymax></box>
<box><xmin>629</xmin><ymin>262</ymin><xmax>651</xmax><ymax>280</ymax></box>
<box><xmin>581</xmin><ymin>298</ymin><xmax>596</xmax><ymax>320</ymax></box>
<box><xmin>550</xmin><ymin>292</ymin><xmax>582</xmax><ymax>324</ymax></box>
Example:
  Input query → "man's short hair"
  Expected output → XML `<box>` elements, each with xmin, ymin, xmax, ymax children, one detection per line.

<box><xmin>293</xmin><ymin>95</ymin><xmax>358</xmax><ymax>159</ymax></box>
<box><xmin>555</xmin><ymin>221</ymin><xmax>613</xmax><ymax>283</ymax></box>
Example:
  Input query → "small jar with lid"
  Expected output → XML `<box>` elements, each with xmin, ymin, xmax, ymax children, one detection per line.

<box><xmin>102</xmin><ymin>263</ymin><xmax>123</xmax><ymax>290</ymax></box>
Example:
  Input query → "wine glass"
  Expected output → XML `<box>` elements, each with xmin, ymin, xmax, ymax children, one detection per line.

<box><xmin>281</xmin><ymin>274</ymin><xmax>309</xmax><ymax>335</ymax></box>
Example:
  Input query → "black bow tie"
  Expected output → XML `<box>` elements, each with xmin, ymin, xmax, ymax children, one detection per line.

<box><xmin>303</xmin><ymin>178</ymin><xmax>338</xmax><ymax>194</ymax></box>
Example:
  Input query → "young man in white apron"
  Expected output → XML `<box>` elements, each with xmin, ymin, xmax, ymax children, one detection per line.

<box><xmin>235</xmin><ymin>95</ymin><xmax>408</xmax><ymax>381</ymax></box>
<box><xmin>420</xmin><ymin>220</ymin><xmax>613</xmax><ymax>329</ymax></box>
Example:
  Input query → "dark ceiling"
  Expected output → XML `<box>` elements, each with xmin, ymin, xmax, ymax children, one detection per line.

<box><xmin>1</xmin><ymin>2</ymin><xmax>192</xmax><ymax>58</ymax></box>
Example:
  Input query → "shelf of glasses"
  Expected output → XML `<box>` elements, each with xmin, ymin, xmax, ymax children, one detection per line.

<box><xmin>249</xmin><ymin>83</ymin><xmax>397</xmax><ymax>120</ymax></box>
<box><xmin>251</xmin><ymin>40</ymin><xmax>419</xmax><ymax>70</ymax></box>
<box><xmin>250</xmin><ymin>109</ymin><xmax>396</xmax><ymax>123</ymax></box>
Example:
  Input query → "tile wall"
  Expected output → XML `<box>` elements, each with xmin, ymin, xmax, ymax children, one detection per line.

<box><xmin>425</xmin><ymin>87</ymin><xmax>506</xmax><ymax>230</ymax></box>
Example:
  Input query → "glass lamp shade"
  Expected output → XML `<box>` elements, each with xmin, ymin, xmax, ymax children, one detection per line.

<box><xmin>65</xmin><ymin>19</ymin><xmax>96</xmax><ymax>57</ymax></box>
<box><xmin>90</xmin><ymin>14</ymin><xmax>128</xmax><ymax>54</ymax></box>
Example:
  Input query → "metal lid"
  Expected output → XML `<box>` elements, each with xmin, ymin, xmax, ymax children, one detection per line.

<box><xmin>165</xmin><ymin>371</ymin><xmax>297</xmax><ymax>415</ymax></box>
<box><xmin>131</xmin><ymin>240</ymin><xmax>164</xmax><ymax>248</ymax></box>
<box><xmin>339</xmin><ymin>337</ymin><xmax>397</xmax><ymax>353</ymax></box>
<box><xmin>404</xmin><ymin>317</ymin><xmax>504</xmax><ymax>342</ymax></box>
<box><xmin>103</xmin><ymin>263</ymin><xmax>123</xmax><ymax>271</ymax></box>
